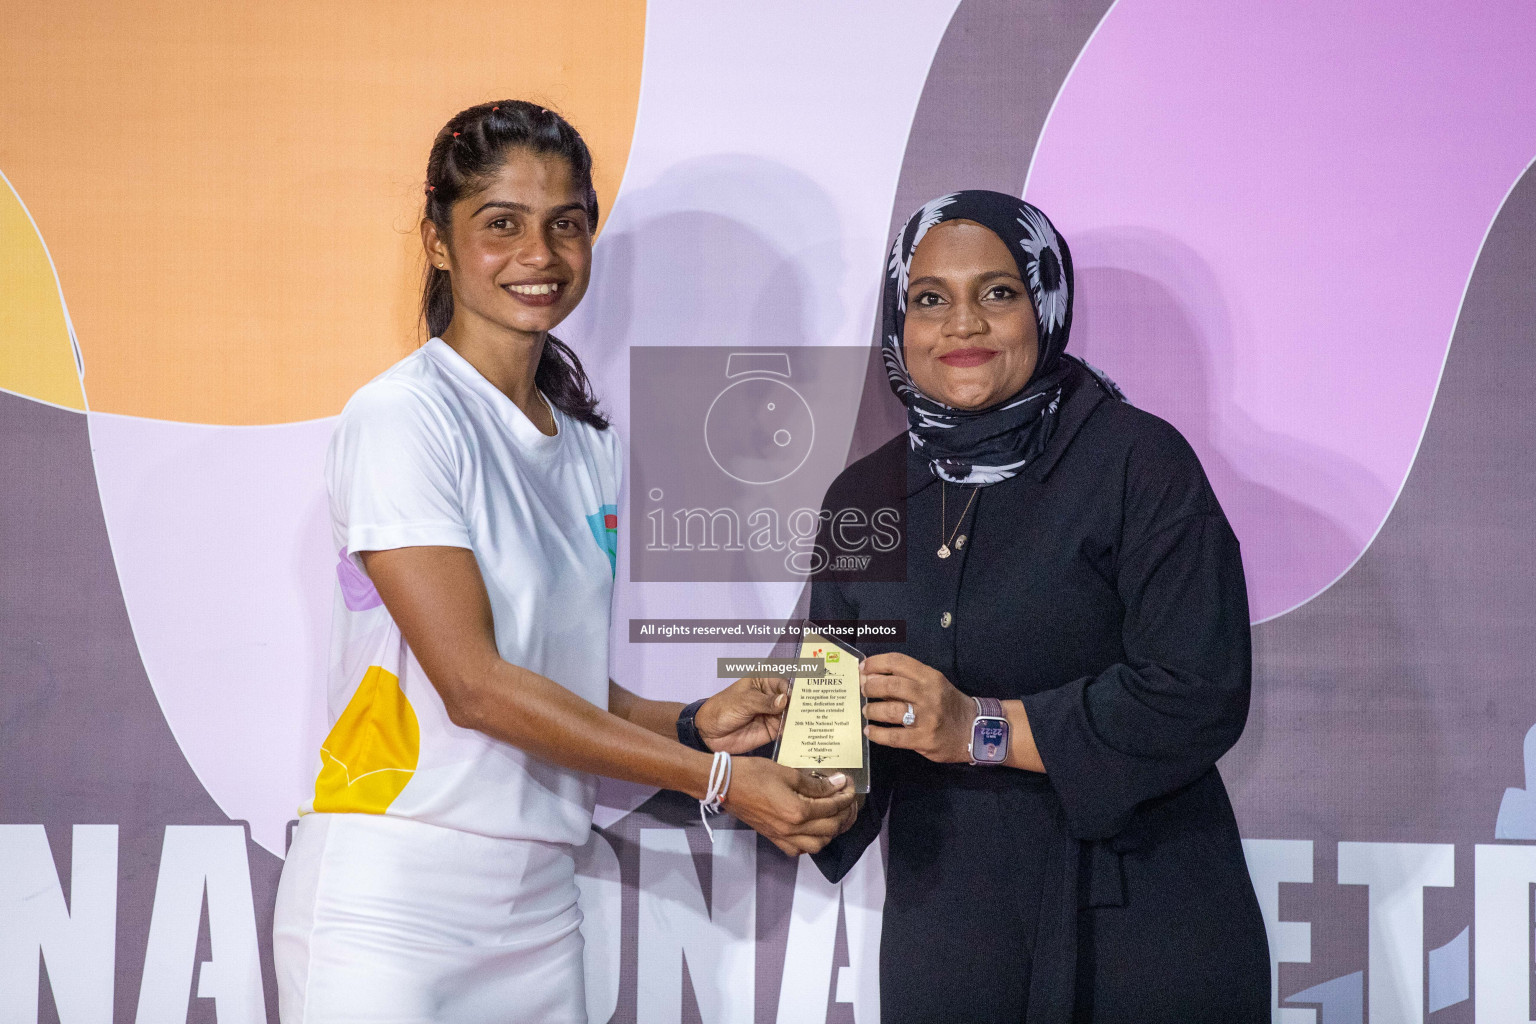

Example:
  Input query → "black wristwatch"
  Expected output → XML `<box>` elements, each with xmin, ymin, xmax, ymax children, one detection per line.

<box><xmin>676</xmin><ymin>698</ymin><xmax>712</xmax><ymax>752</ymax></box>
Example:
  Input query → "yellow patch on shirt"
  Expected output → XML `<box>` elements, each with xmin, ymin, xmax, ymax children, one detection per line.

<box><xmin>311</xmin><ymin>665</ymin><xmax>420</xmax><ymax>814</ymax></box>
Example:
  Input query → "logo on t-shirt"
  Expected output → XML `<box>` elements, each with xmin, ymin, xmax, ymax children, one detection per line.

<box><xmin>587</xmin><ymin>504</ymin><xmax>618</xmax><ymax>574</ymax></box>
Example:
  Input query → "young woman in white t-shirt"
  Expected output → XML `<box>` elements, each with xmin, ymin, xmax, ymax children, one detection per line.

<box><xmin>272</xmin><ymin>100</ymin><xmax>858</xmax><ymax>1024</ymax></box>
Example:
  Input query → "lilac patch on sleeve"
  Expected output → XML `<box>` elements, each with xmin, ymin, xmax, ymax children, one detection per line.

<box><xmin>336</xmin><ymin>550</ymin><xmax>383</xmax><ymax>611</ymax></box>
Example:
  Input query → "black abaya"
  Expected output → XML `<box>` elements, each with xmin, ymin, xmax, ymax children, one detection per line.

<box><xmin>810</xmin><ymin>367</ymin><xmax>1270</xmax><ymax>1023</ymax></box>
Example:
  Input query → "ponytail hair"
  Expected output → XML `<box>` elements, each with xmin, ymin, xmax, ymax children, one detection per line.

<box><xmin>422</xmin><ymin>100</ymin><xmax>608</xmax><ymax>430</ymax></box>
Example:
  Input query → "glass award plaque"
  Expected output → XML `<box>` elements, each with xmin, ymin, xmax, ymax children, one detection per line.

<box><xmin>771</xmin><ymin>627</ymin><xmax>870</xmax><ymax>794</ymax></box>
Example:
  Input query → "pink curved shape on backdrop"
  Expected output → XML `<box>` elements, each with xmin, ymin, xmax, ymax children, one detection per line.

<box><xmin>1026</xmin><ymin>1</ymin><xmax>1536</xmax><ymax>621</ymax></box>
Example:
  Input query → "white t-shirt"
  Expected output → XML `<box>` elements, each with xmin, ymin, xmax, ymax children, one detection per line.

<box><xmin>301</xmin><ymin>338</ymin><xmax>621</xmax><ymax>845</ymax></box>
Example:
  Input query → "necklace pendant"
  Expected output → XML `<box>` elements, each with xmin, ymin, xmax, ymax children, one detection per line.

<box><xmin>937</xmin><ymin>544</ymin><xmax>951</xmax><ymax>559</ymax></box>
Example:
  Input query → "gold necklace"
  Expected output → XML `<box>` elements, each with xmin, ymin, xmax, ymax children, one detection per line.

<box><xmin>937</xmin><ymin>482</ymin><xmax>979</xmax><ymax>559</ymax></box>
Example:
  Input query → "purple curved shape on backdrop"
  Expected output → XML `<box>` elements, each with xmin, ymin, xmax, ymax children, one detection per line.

<box><xmin>337</xmin><ymin>548</ymin><xmax>383</xmax><ymax>611</ymax></box>
<box><xmin>1026</xmin><ymin>0</ymin><xmax>1536</xmax><ymax>620</ymax></box>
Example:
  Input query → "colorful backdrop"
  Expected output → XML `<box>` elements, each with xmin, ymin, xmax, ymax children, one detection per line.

<box><xmin>4</xmin><ymin>2</ymin><xmax>1536</xmax><ymax>1021</ymax></box>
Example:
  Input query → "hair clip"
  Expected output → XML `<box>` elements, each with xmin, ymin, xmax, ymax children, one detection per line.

<box><xmin>426</xmin><ymin>185</ymin><xmax>436</xmax><ymax>193</ymax></box>
<box><xmin>452</xmin><ymin>131</ymin><xmax>460</xmax><ymax>137</ymax></box>
<box><xmin>492</xmin><ymin>106</ymin><xmax>500</xmax><ymax>112</ymax></box>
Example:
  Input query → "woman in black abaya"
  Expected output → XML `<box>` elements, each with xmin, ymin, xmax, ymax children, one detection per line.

<box><xmin>811</xmin><ymin>190</ymin><xmax>1270</xmax><ymax>1022</ymax></box>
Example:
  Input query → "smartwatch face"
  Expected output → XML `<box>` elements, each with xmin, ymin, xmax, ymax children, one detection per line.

<box><xmin>972</xmin><ymin>718</ymin><xmax>1009</xmax><ymax>763</ymax></box>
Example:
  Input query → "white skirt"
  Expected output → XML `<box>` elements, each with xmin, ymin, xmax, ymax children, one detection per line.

<box><xmin>273</xmin><ymin>813</ymin><xmax>587</xmax><ymax>1024</ymax></box>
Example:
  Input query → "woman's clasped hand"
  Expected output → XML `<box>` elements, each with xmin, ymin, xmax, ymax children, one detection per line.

<box><xmin>722</xmin><ymin>756</ymin><xmax>859</xmax><ymax>857</ymax></box>
<box><xmin>689</xmin><ymin>674</ymin><xmax>859</xmax><ymax>857</ymax></box>
<box><xmin>690</xmin><ymin>674</ymin><xmax>791</xmax><ymax>753</ymax></box>
<box><xmin>861</xmin><ymin>652</ymin><xmax>978</xmax><ymax>763</ymax></box>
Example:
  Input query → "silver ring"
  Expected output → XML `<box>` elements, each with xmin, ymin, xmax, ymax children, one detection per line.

<box><xmin>902</xmin><ymin>703</ymin><xmax>916</xmax><ymax>727</ymax></box>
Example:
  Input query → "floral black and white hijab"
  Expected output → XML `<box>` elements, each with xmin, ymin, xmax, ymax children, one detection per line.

<box><xmin>883</xmin><ymin>189</ymin><xmax>1105</xmax><ymax>485</ymax></box>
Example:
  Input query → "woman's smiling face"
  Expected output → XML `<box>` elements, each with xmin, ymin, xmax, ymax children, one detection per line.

<box><xmin>903</xmin><ymin>219</ymin><xmax>1039</xmax><ymax>411</ymax></box>
<box><xmin>425</xmin><ymin>147</ymin><xmax>593</xmax><ymax>341</ymax></box>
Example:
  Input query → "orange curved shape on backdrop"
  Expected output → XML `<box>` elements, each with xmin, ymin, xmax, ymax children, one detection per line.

<box><xmin>0</xmin><ymin>1</ymin><xmax>645</xmax><ymax>424</ymax></box>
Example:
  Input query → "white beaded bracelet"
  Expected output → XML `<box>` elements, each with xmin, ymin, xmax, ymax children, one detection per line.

<box><xmin>699</xmin><ymin>750</ymin><xmax>733</xmax><ymax>843</ymax></box>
